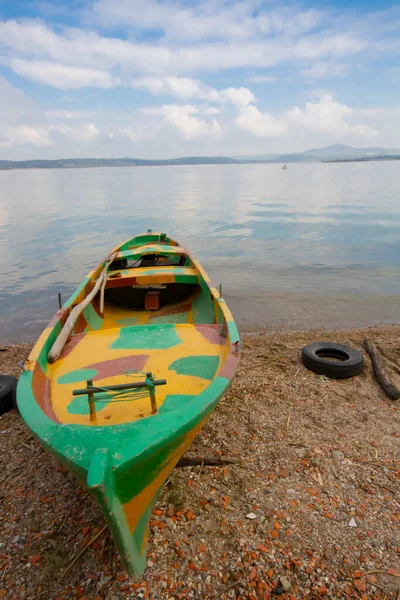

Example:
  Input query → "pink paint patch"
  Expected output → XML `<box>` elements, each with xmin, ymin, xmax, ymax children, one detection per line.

<box><xmin>60</xmin><ymin>333</ymin><xmax>87</xmax><ymax>359</ymax></box>
<box><xmin>48</xmin><ymin>308</ymin><xmax>69</xmax><ymax>329</ymax></box>
<box><xmin>219</xmin><ymin>350</ymin><xmax>240</xmax><ymax>379</ymax></box>
<box><xmin>86</xmin><ymin>355</ymin><xmax>150</xmax><ymax>381</ymax></box>
<box><xmin>106</xmin><ymin>276</ymin><xmax>137</xmax><ymax>289</ymax></box>
<box><xmin>194</xmin><ymin>324</ymin><xmax>225</xmax><ymax>345</ymax></box>
<box><xmin>32</xmin><ymin>365</ymin><xmax>60</xmax><ymax>423</ymax></box>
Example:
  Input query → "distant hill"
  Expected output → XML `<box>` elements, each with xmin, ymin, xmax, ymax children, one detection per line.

<box><xmin>1</xmin><ymin>145</ymin><xmax>399</xmax><ymax>170</ymax></box>
<box><xmin>266</xmin><ymin>144</ymin><xmax>400</xmax><ymax>163</ymax></box>
<box><xmin>0</xmin><ymin>156</ymin><xmax>238</xmax><ymax>170</ymax></box>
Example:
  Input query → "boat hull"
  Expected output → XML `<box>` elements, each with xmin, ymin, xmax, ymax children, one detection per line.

<box><xmin>16</xmin><ymin>232</ymin><xmax>240</xmax><ymax>575</ymax></box>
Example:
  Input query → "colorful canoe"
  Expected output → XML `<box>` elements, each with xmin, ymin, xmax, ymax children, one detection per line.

<box><xmin>17</xmin><ymin>231</ymin><xmax>240</xmax><ymax>575</ymax></box>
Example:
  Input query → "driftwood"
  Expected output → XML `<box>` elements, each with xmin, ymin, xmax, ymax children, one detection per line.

<box><xmin>47</xmin><ymin>253</ymin><xmax>117</xmax><ymax>363</ymax></box>
<box><xmin>175</xmin><ymin>455</ymin><xmax>239</xmax><ymax>468</ymax></box>
<box><xmin>363</xmin><ymin>338</ymin><xmax>400</xmax><ymax>400</ymax></box>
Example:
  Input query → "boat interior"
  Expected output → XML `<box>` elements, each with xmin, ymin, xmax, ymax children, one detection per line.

<box><xmin>46</xmin><ymin>235</ymin><xmax>230</xmax><ymax>427</ymax></box>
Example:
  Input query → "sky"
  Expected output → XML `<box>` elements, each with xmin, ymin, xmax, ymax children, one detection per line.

<box><xmin>0</xmin><ymin>0</ymin><xmax>399</xmax><ymax>159</ymax></box>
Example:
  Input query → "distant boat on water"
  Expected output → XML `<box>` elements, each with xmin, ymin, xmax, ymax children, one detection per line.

<box><xmin>282</xmin><ymin>164</ymin><xmax>287</xmax><ymax>169</ymax></box>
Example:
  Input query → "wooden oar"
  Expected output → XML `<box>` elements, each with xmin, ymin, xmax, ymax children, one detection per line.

<box><xmin>47</xmin><ymin>252</ymin><xmax>117</xmax><ymax>363</ymax></box>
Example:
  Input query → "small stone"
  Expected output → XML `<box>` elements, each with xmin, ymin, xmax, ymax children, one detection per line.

<box><xmin>333</xmin><ymin>451</ymin><xmax>345</xmax><ymax>462</ymax></box>
<box><xmin>271</xmin><ymin>584</ymin><xmax>285</xmax><ymax>595</ymax></box>
<box><xmin>348</xmin><ymin>518</ymin><xmax>357</xmax><ymax>527</ymax></box>
<box><xmin>318</xmin><ymin>585</ymin><xmax>328</xmax><ymax>595</ymax></box>
<box><xmin>246</xmin><ymin>512</ymin><xmax>257</xmax><ymax>520</ymax></box>
<box><xmin>281</xmin><ymin>576</ymin><xmax>291</xmax><ymax>591</ymax></box>
<box><xmin>286</xmin><ymin>489</ymin><xmax>296</xmax><ymax>499</ymax></box>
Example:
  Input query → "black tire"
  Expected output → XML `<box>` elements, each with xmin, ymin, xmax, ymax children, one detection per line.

<box><xmin>301</xmin><ymin>342</ymin><xmax>364</xmax><ymax>379</ymax></box>
<box><xmin>0</xmin><ymin>375</ymin><xmax>18</xmax><ymax>416</ymax></box>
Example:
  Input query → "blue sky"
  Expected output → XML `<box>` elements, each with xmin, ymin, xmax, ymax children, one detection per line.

<box><xmin>0</xmin><ymin>0</ymin><xmax>399</xmax><ymax>159</ymax></box>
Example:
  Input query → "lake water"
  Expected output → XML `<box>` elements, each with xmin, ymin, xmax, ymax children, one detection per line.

<box><xmin>1</xmin><ymin>161</ymin><xmax>399</xmax><ymax>342</ymax></box>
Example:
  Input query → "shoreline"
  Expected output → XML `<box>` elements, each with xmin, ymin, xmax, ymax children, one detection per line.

<box><xmin>2</xmin><ymin>290</ymin><xmax>400</xmax><ymax>344</ymax></box>
<box><xmin>1</xmin><ymin>324</ymin><xmax>399</xmax><ymax>599</ymax></box>
<box><xmin>2</xmin><ymin>320</ymin><xmax>399</xmax><ymax>348</ymax></box>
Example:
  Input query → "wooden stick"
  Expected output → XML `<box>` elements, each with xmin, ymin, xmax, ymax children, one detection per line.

<box><xmin>361</xmin><ymin>569</ymin><xmax>386</xmax><ymax>575</ymax></box>
<box><xmin>369</xmin><ymin>481</ymin><xmax>397</xmax><ymax>495</ymax></box>
<box><xmin>363</xmin><ymin>338</ymin><xmax>400</xmax><ymax>400</ymax></box>
<box><xmin>99</xmin><ymin>258</ymin><xmax>110</xmax><ymax>315</ymax></box>
<box><xmin>61</xmin><ymin>525</ymin><xmax>107</xmax><ymax>579</ymax></box>
<box><xmin>175</xmin><ymin>455</ymin><xmax>239</xmax><ymax>468</ymax></box>
<box><xmin>87</xmin><ymin>379</ymin><xmax>96</xmax><ymax>422</ymax></box>
<box><xmin>48</xmin><ymin>253</ymin><xmax>116</xmax><ymax>363</ymax></box>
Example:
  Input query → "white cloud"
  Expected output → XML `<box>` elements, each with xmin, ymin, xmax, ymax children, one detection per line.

<box><xmin>205</xmin><ymin>107</ymin><xmax>220</xmax><ymax>115</ymax></box>
<box><xmin>350</xmin><ymin>124</ymin><xmax>379</xmax><ymax>140</ymax></box>
<box><xmin>287</xmin><ymin>94</ymin><xmax>378</xmax><ymax>140</ymax></box>
<box><xmin>91</xmin><ymin>0</ymin><xmax>325</xmax><ymax>42</ymax></box>
<box><xmin>132</xmin><ymin>76</ymin><xmax>215</xmax><ymax>101</ymax></box>
<box><xmin>294</xmin><ymin>34</ymin><xmax>366</xmax><ymax>59</ymax></box>
<box><xmin>236</xmin><ymin>105</ymin><xmax>287</xmax><ymax>137</ymax></box>
<box><xmin>0</xmin><ymin>125</ymin><xmax>50</xmax><ymax>148</ymax></box>
<box><xmin>49</xmin><ymin>123</ymin><xmax>99</xmax><ymax>141</ymax></box>
<box><xmin>217</xmin><ymin>87</ymin><xmax>255</xmax><ymax>107</ymax></box>
<box><xmin>0</xmin><ymin>18</ymin><xmax>367</xmax><ymax>78</ymax></box>
<box><xmin>10</xmin><ymin>58</ymin><xmax>120</xmax><ymax>89</ymax></box>
<box><xmin>160</xmin><ymin>105</ymin><xmax>222</xmax><ymax>140</ymax></box>
<box><xmin>132</xmin><ymin>76</ymin><xmax>255</xmax><ymax>107</ymax></box>
<box><xmin>0</xmin><ymin>121</ymin><xmax>101</xmax><ymax>149</ymax></box>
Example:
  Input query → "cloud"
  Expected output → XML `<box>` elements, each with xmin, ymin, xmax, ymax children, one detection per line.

<box><xmin>0</xmin><ymin>121</ymin><xmax>101</xmax><ymax>149</ymax></box>
<box><xmin>217</xmin><ymin>87</ymin><xmax>255</xmax><ymax>107</ymax></box>
<box><xmin>0</xmin><ymin>125</ymin><xmax>50</xmax><ymax>148</ymax></box>
<box><xmin>131</xmin><ymin>76</ymin><xmax>255</xmax><ymax>107</ymax></box>
<box><xmin>287</xmin><ymin>94</ymin><xmax>378</xmax><ymax>140</ymax></box>
<box><xmin>91</xmin><ymin>0</ymin><xmax>325</xmax><ymax>42</ymax></box>
<box><xmin>10</xmin><ymin>58</ymin><xmax>120</xmax><ymax>89</ymax></box>
<box><xmin>0</xmin><ymin>18</ymin><xmax>367</xmax><ymax>79</ymax></box>
<box><xmin>159</xmin><ymin>105</ymin><xmax>222</xmax><ymax>140</ymax></box>
<box><xmin>205</xmin><ymin>107</ymin><xmax>219</xmax><ymax>115</ymax></box>
<box><xmin>236</xmin><ymin>105</ymin><xmax>287</xmax><ymax>137</ymax></box>
<box><xmin>294</xmin><ymin>34</ymin><xmax>365</xmax><ymax>60</ymax></box>
<box><xmin>132</xmin><ymin>76</ymin><xmax>206</xmax><ymax>100</ymax></box>
<box><xmin>49</xmin><ymin>123</ymin><xmax>99</xmax><ymax>141</ymax></box>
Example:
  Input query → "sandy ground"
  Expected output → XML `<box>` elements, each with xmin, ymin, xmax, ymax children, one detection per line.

<box><xmin>0</xmin><ymin>325</ymin><xmax>399</xmax><ymax>600</ymax></box>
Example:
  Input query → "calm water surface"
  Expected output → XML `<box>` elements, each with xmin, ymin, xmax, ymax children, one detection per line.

<box><xmin>1</xmin><ymin>162</ymin><xmax>399</xmax><ymax>341</ymax></box>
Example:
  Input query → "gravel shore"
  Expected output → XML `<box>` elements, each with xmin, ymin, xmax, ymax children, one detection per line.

<box><xmin>0</xmin><ymin>325</ymin><xmax>399</xmax><ymax>600</ymax></box>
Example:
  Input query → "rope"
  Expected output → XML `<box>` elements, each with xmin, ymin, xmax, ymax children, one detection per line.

<box><xmin>88</xmin><ymin>382</ymin><xmax>152</xmax><ymax>404</ymax></box>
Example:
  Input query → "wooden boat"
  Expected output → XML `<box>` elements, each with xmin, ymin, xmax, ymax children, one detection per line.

<box><xmin>17</xmin><ymin>231</ymin><xmax>240</xmax><ymax>575</ymax></box>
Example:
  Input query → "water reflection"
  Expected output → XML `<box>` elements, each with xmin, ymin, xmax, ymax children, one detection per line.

<box><xmin>1</xmin><ymin>162</ymin><xmax>399</xmax><ymax>340</ymax></box>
